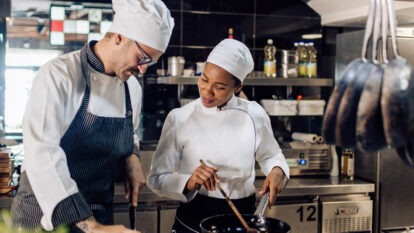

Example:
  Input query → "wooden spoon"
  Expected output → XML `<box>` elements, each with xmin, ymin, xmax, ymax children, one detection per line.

<box><xmin>200</xmin><ymin>160</ymin><xmax>258</xmax><ymax>233</ymax></box>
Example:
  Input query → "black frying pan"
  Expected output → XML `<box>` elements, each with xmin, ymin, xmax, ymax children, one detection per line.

<box><xmin>322</xmin><ymin>0</ymin><xmax>376</xmax><ymax>145</ymax></box>
<box><xmin>200</xmin><ymin>192</ymin><xmax>290</xmax><ymax>233</ymax></box>
<box><xmin>200</xmin><ymin>214</ymin><xmax>291</xmax><ymax>233</ymax></box>
<box><xmin>381</xmin><ymin>0</ymin><xmax>414</xmax><ymax>148</ymax></box>
<box><xmin>356</xmin><ymin>0</ymin><xmax>388</xmax><ymax>152</ymax></box>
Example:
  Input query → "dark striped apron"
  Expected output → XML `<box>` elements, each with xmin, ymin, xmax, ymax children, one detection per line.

<box><xmin>172</xmin><ymin>194</ymin><xmax>256</xmax><ymax>233</ymax></box>
<box><xmin>11</xmin><ymin>44</ymin><xmax>134</xmax><ymax>232</ymax></box>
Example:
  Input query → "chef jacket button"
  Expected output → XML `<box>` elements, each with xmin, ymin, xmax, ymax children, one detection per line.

<box><xmin>92</xmin><ymin>76</ymin><xmax>97</xmax><ymax>81</ymax></box>
<box><xmin>127</xmin><ymin>110</ymin><xmax>132</xmax><ymax>116</ymax></box>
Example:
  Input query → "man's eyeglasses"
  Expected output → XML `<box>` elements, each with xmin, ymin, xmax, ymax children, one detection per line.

<box><xmin>135</xmin><ymin>41</ymin><xmax>157</xmax><ymax>67</ymax></box>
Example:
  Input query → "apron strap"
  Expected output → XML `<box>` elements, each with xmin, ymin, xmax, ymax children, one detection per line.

<box><xmin>123</xmin><ymin>82</ymin><xmax>133</xmax><ymax>118</ymax></box>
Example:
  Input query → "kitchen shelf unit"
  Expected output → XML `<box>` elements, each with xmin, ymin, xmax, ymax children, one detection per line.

<box><xmin>155</xmin><ymin>76</ymin><xmax>333</xmax><ymax>86</ymax></box>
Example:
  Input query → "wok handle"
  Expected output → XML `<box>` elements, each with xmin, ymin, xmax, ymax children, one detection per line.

<box><xmin>129</xmin><ymin>204</ymin><xmax>136</xmax><ymax>230</ymax></box>
<box><xmin>254</xmin><ymin>192</ymin><xmax>269</xmax><ymax>216</ymax></box>
<box><xmin>129</xmin><ymin>195</ymin><xmax>136</xmax><ymax>230</ymax></box>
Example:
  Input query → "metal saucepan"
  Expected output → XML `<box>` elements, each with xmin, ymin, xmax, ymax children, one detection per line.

<box><xmin>200</xmin><ymin>193</ymin><xmax>291</xmax><ymax>233</ymax></box>
<box><xmin>356</xmin><ymin>0</ymin><xmax>388</xmax><ymax>152</ymax></box>
<box><xmin>322</xmin><ymin>0</ymin><xmax>376</xmax><ymax>144</ymax></box>
<box><xmin>381</xmin><ymin>0</ymin><xmax>414</xmax><ymax>148</ymax></box>
<box><xmin>335</xmin><ymin>0</ymin><xmax>380</xmax><ymax>148</ymax></box>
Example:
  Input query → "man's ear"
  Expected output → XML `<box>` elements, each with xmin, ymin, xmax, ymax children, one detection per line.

<box><xmin>115</xmin><ymin>33</ymin><xmax>123</xmax><ymax>45</ymax></box>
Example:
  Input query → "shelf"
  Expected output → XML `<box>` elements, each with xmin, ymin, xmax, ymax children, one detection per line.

<box><xmin>268</xmin><ymin>113</ymin><xmax>324</xmax><ymax>117</ymax></box>
<box><xmin>156</xmin><ymin>76</ymin><xmax>333</xmax><ymax>86</ymax></box>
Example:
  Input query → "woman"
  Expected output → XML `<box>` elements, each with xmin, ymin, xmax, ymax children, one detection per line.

<box><xmin>147</xmin><ymin>39</ymin><xmax>289</xmax><ymax>232</ymax></box>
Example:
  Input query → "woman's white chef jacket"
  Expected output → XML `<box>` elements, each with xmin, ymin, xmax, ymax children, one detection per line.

<box><xmin>147</xmin><ymin>95</ymin><xmax>289</xmax><ymax>202</ymax></box>
<box><xmin>21</xmin><ymin>50</ymin><xmax>142</xmax><ymax>230</ymax></box>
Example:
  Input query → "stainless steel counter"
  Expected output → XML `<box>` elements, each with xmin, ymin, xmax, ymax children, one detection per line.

<box><xmin>0</xmin><ymin>177</ymin><xmax>374</xmax><ymax>208</ymax></box>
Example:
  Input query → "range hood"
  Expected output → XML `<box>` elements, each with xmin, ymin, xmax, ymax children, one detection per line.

<box><xmin>306</xmin><ymin>0</ymin><xmax>414</xmax><ymax>27</ymax></box>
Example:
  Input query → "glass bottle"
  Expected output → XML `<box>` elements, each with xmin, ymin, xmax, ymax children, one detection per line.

<box><xmin>306</xmin><ymin>42</ymin><xmax>317</xmax><ymax>78</ymax></box>
<box><xmin>298</xmin><ymin>42</ymin><xmax>308</xmax><ymax>78</ymax></box>
<box><xmin>228</xmin><ymin>28</ymin><xmax>234</xmax><ymax>39</ymax></box>
<box><xmin>341</xmin><ymin>148</ymin><xmax>355</xmax><ymax>180</ymax></box>
<box><xmin>264</xmin><ymin>39</ymin><xmax>276</xmax><ymax>78</ymax></box>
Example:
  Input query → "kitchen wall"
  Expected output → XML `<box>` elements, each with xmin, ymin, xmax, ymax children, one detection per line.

<box><xmin>148</xmin><ymin>0</ymin><xmax>321</xmax><ymax>72</ymax></box>
<box><xmin>139</xmin><ymin>0</ymin><xmax>342</xmax><ymax>141</ymax></box>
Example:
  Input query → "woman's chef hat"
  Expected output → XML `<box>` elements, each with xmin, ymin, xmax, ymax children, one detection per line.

<box><xmin>206</xmin><ymin>39</ymin><xmax>254</xmax><ymax>82</ymax></box>
<box><xmin>108</xmin><ymin>0</ymin><xmax>174</xmax><ymax>53</ymax></box>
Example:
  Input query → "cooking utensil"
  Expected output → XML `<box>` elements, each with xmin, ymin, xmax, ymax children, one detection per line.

<box><xmin>200</xmin><ymin>160</ymin><xmax>258</xmax><ymax>233</ymax></box>
<box><xmin>335</xmin><ymin>0</ymin><xmax>379</xmax><ymax>148</ymax></box>
<box><xmin>396</xmin><ymin>144</ymin><xmax>414</xmax><ymax>168</ymax></box>
<box><xmin>129</xmin><ymin>197</ymin><xmax>136</xmax><ymax>230</ymax></box>
<box><xmin>381</xmin><ymin>0</ymin><xmax>414</xmax><ymax>148</ymax></box>
<box><xmin>167</xmin><ymin>56</ymin><xmax>185</xmax><ymax>76</ymax></box>
<box><xmin>322</xmin><ymin>0</ymin><xmax>376</xmax><ymax>144</ymax></box>
<box><xmin>200</xmin><ymin>193</ymin><xmax>291</xmax><ymax>233</ymax></box>
<box><xmin>356</xmin><ymin>0</ymin><xmax>388</xmax><ymax>152</ymax></box>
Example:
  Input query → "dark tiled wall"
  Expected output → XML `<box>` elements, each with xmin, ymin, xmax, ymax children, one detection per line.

<box><xmin>147</xmin><ymin>0</ymin><xmax>321</xmax><ymax>72</ymax></box>
<box><xmin>141</xmin><ymin>0</ymin><xmax>326</xmax><ymax>140</ymax></box>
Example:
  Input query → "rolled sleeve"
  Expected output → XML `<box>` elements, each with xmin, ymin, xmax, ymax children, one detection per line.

<box><xmin>52</xmin><ymin>193</ymin><xmax>93</xmax><ymax>228</ymax></box>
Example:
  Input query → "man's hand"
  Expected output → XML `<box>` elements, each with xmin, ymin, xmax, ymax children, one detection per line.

<box><xmin>259</xmin><ymin>167</ymin><xmax>286</xmax><ymax>207</ymax></box>
<box><xmin>185</xmin><ymin>163</ymin><xmax>218</xmax><ymax>192</ymax></box>
<box><xmin>124</xmin><ymin>154</ymin><xmax>146</xmax><ymax>207</ymax></box>
<box><xmin>76</xmin><ymin>216</ymin><xmax>141</xmax><ymax>233</ymax></box>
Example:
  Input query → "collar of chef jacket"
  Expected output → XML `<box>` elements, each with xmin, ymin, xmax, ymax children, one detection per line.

<box><xmin>200</xmin><ymin>94</ymin><xmax>238</xmax><ymax>113</ymax></box>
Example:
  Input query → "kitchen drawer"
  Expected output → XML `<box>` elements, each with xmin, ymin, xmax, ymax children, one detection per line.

<box><xmin>264</xmin><ymin>202</ymin><xmax>318</xmax><ymax>233</ymax></box>
<box><xmin>160</xmin><ymin>208</ymin><xmax>177</xmax><ymax>233</ymax></box>
<box><xmin>321</xmin><ymin>200</ymin><xmax>372</xmax><ymax>233</ymax></box>
<box><xmin>114</xmin><ymin>210</ymin><xmax>157</xmax><ymax>233</ymax></box>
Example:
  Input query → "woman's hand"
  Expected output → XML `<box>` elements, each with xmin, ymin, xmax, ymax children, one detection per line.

<box><xmin>259</xmin><ymin>167</ymin><xmax>285</xmax><ymax>207</ymax></box>
<box><xmin>185</xmin><ymin>163</ymin><xmax>219</xmax><ymax>192</ymax></box>
<box><xmin>124</xmin><ymin>154</ymin><xmax>146</xmax><ymax>207</ymax></box>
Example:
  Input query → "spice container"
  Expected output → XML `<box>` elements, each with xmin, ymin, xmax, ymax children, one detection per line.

<box><xmin>341</xmin><ymin>148</ymin><xmax>354</xmax><ymax>180</ymax></box>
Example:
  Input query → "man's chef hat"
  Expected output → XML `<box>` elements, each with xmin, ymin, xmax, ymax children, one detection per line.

<box><xmin>108</xmin><ymin>0</ymin><xmax>174</xmax><ymax>53</ymax></box>
<box><xmin>206</xmin><ymin>39</ymin><xmax>254</xmax><ymax>82</ymax></box>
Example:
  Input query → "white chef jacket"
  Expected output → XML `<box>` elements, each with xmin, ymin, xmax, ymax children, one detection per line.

<box><xmin>147</xmin><ymin>95</ymin><xmax>289</xmax><ymax>203</ymax></box>
<box><xmin>21</xmin><ymin>50</ymin><xmax>142</xmax><ymax>230</ymax></box>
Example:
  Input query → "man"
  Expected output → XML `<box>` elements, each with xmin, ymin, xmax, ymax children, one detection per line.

<box><xmin>11</xmin><ymin>0</ymin><xmax>174</xmax><ymax>232</ymax></box>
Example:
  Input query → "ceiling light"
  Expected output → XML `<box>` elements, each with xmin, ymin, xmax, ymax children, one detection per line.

<box><xmin>302</xmin><ymin>34</ymin><xmax>323</xmax><ymax>39</ymax></box>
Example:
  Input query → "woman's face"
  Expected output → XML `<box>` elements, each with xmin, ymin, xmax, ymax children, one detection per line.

<box><xmin>198</xmin><ymin>62</ymin><xmax>242</xmax><ymax>108</ymax></box>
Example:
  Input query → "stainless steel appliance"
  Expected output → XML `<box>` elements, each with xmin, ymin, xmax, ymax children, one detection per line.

<box><xmin>263</xmin><ymin>194</ymin><xmax>373</xmax><ymax>233</ymax></box>
<box><xmin>320</xmin><ymin>199</ymin><xmax>372</xmax><ymax>233</ymax></box>
<box><xmin>337</xmin><ymin>29</ymin><xmax>414</xmax><ymax>233</ymax></box>
<box><xmin>256</xmin><ymin>142</ymin><xmax>331</xmax><ymax>176</ymax></box>
<box><xmin>265</xmin><ymin>201</ymin><xmax>319</xmax><ymax>233</ymax></box>
<box><xmin>382</xmin><ymin>227</ymin><xmax>414</xmax><ymax>233</ymax></box>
